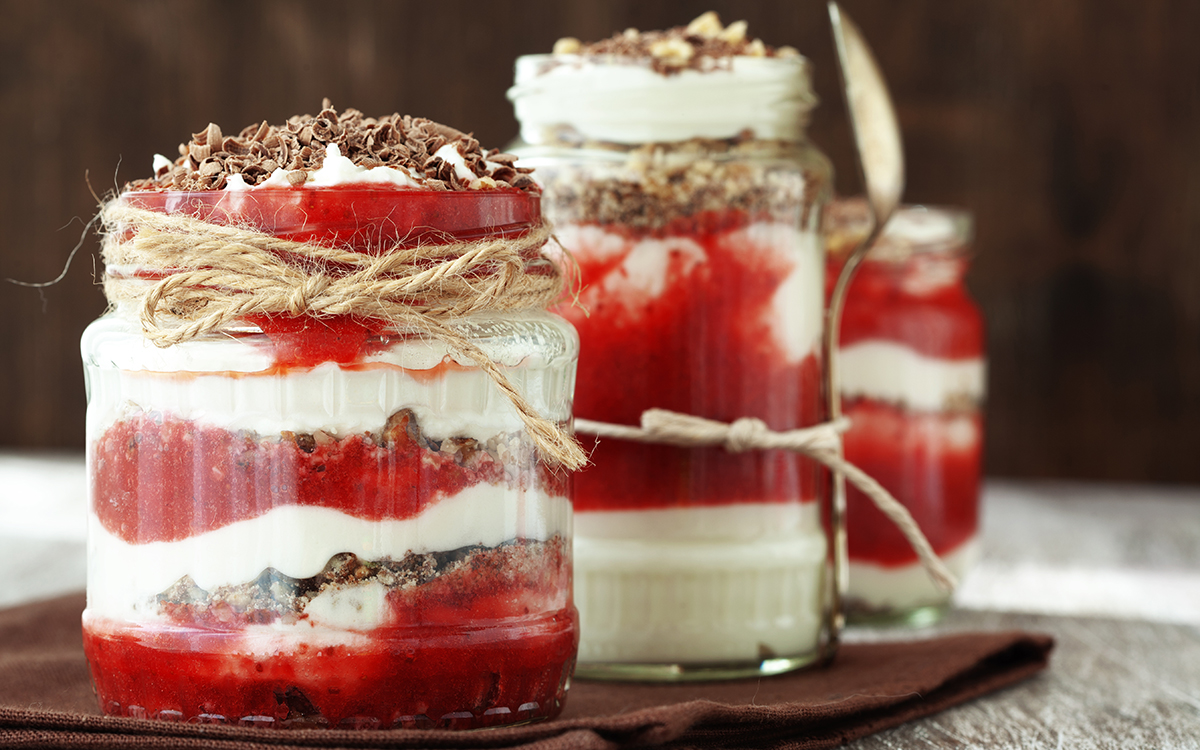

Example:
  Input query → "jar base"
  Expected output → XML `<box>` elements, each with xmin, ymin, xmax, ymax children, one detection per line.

<box><xmin>573</xmin><ymin>532</ymin><xmax>828</xmax><ymax>667</ymax></box>
<box><xmin>575</xmin><ymin>649</ymin><xmax>824</xmax><ymax>682</ymax></box>
<box><xmin>844</xmin><ymin>601</ymin><xmax>950</xmax><ymax>628</ymax></box>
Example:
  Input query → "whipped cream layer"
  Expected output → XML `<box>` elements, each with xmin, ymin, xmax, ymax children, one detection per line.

<box><xmin>847</xmin><ymin>537</ymin><xmax>980</xmax><ymax>613</ymax></box>
<box><xmin>575</xmin><ymin>503</ymin><xmax>825</xmax><ymax>664</ymax></box>
<box><xmin>556</xmin><ymin>221</ymin><xmax>824</xmax><ymax>363</ymax></box>
<box><xmin>87</xmin><ymin>483</ymin><xmax>570</xmax><ymax>624</ymax></box>
<box><xmin>576</xmin><ymin>501</ymin><xmax>821</xmax><ymax>542</ymax></box>
<box><xmin>839</xmin><ymin>341</ymin><xmax>985</xmax><ymax>411</ymax></box>
<box><xmin>510</xmin><ymin>55</ymin><xmax>814</xmax><ymax>145</ymax></box>
<box><xmin>83</xmin><ymin>313</ymin><xmax>576</xmax><ymax>442</ymax></box>
<box><xmin>84</xmin><ymin>311</ymin><xmax>577</xmax><ymax>373</ymax></box>
<box><xmin>574</xmin><ymin>522</ymin><xmax>826</xmax><ymax>664</ymax></box>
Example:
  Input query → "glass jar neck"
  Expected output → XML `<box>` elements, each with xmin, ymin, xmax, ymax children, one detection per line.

<box><xmin>508</xmin><ymin>54</ymin><xmax>816</xmax><ymax>148</ymax></box>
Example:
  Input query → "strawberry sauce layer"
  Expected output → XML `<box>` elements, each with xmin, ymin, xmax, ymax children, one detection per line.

<box><xmin>560</xmin><ymin>212</ymin><xmax>824</xmax><ymax>512</ymax></box>
<box><xmin>85</xmin><ymin>612</ymin><xmax>577</xmax><ymax>729</ymax></box>
<box><xmin>92</xmin><ymin>410</ymin><xmax>562</xmax><ymax>545</ymax></box>
<box><xmin>829</xmin><ymin>256</ymin><xmax>984</xmax><ymax>359</ymax></box>
<box><xmin>841</xmin><ymin>399</ymin><xmax>981</xmax><ymax>565</ymax></box>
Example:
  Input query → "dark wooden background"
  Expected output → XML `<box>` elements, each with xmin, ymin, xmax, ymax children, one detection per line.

<box><xmin>2</xmin><ymin>0</ymin><xmax>1197</xmax><ymax>482</ymax></box>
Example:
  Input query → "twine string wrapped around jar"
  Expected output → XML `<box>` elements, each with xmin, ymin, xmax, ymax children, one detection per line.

<box><xmin>99</xmin><ymin>201</ymin><xmax>587</xmax><ymax>470</ymax></box>
<box><xmin>576</xmin><ymin>412</ymin><xmax>958</xmax><ymax>592</ymax></box>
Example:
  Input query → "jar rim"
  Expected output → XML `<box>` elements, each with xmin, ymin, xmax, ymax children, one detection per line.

<box><xmin>825</xmin><ymin>197</ymin><xmax>973</xmax><ymax>263</ymax></box>
<box><xmin>119</xmin><ymin>186</ymin><xmax>541</xmax><ymax>249</ymax></box>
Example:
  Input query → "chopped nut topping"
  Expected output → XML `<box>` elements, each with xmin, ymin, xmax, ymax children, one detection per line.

<box><xmin>686</xmin><ymin>11</ymin><xmax>723</xmax><ymax>39</ymax></box>
<box><xmin>649</xmin><ymin>37</ymin><xmax>695</xmax><ymax>66</ymax></box>
<box><xmin>536</xmin><ymin>137</ymin><xmax>826</xmax><ymax>232</ymax></box>
<box><xmin>717</xmin><ymin>20</ymin><xmax>748</xmax><ymax>44</ymax></box>
<box><xmin>552</xmin><ymin>36</ymin><xmax>581</xmax><ymax>54</ymax></box>
<box><xmin>559</xmin><ymin>12</ymin><xmax>793</xmax><ymax>73</ymax></box>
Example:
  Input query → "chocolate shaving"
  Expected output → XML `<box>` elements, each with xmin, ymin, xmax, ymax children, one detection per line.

<box><xmin>126</xmin><ymin>102</ymin><xmax>534</xmax><ymax>193</ymax></box>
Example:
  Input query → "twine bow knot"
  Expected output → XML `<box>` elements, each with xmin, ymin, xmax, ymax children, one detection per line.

<box><xmin>100</xmin><ymin>201</ymin><xmax>586</xmax><ymax>470</ymax></box>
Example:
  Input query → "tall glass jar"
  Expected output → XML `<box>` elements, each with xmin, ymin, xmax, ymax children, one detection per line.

<box><xmin>510</xmin><ymin>48</ymin><xmax>833</xmax><ymax>678</ymax></box>
<box><xmin>82</xmin><ymin>187</ymin><xmax>579</xmax><ymax>728</ymax></box>
<box><xmin>825</xmin><ymin>198</ymin><xmax>984</xmax><ymax>624</ymax></box>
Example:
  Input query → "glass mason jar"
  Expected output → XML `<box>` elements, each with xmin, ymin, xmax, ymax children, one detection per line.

<box><xmin>825</xmin><ymin>198</ymin><xmax>985</xmax><ymax>625</ymax></box>
<box><xmin>509</xmin><ymin>53</ymin><xmax>834</xmax><ymax>678</ymax></box>
<box><xmin>81</xmin><ymin>187</ymin><xmax>579</xmax><ymax>728</ymax></box>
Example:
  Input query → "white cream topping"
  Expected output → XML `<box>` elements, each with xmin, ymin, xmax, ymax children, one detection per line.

<box><xmin>576</xmin><ymin>501</ymin><xmax>821</xmax><ymax>542</ymax></box>
<box><xmin>151</xmin><ymin>154</ymin><xmax>173</xmax><ymax>177</ymax></box>
<box><xmin>509</xmin><ymin>55</ymin><xmax>815</xmax><ymax>145</ymax></box>
<box><xmin>885</xmin><ymin>207</ymin><xmax>961</xmax><ymax>245</ymax></box>
<box><xmin>847</xmin><ymin>536</ymin><xmax>980</xmax><ymax>612</ymax></box>
<box><xmin>86</xmin><ymin>485</ymin><xmax>570</xmax><ymax>623</ymax></box>
<box><xmin>252</xmin><ymin>143</ymin><xmax>423</xmax><ymax>189</ymax></box>
<box><xmin>839</xmin><ymin>341</ymin><xmax>985</xmax><ymax>411</ymax></box>
<box><xmin>146</xmin><ymin>142</ymin><xmax>487</xmax><ymax>192</ymax></box>
<box><xmin>432</xmin><ymin>143</ymin><xmax>478</xmax><ymax>183</ymax></box>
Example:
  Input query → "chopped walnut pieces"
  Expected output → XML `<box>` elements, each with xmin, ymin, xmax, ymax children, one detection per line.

<box><xmin>536</xmin><ymin>138</ymin><xmax>825</xmax><ymax>232</ymax></box>
<box><xmin>649</xmin><ymin>38</ymin><xmax>695</xmax><ymax>67</ymax></box>
<box><xmin>552</xmin><ymin>36</ymin><xmax>581</xmax><ymax>54</ymax></box>
<box><xmin>718</xmin><ymin>20</ymin><xmax>748</xmax><ymax>44</ymax></box>
<box><xmin>686</xmin><ymin>11</ymin><xmax>723</xmax><ymax>39</ymax></box>
<box><xmin>560</xmin><ymin>12</ymin><xmax>793</xmax><ymax>73</ymax></box>
<box><xmin>126</xmin><ymin>104</ymin><xmax>535</xmax><ymax>193</ymax></box>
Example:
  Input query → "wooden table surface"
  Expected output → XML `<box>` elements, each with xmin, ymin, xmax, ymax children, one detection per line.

<box><xmin>2</xmin><ymin>452</ymin><xmax>1198</xmax><ymax>748</ymax></box>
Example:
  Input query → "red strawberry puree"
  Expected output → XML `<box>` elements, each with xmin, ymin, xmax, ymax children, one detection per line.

<box><xmin>564</xmin><ymin>211</ymin><xmax>824</xmax><ymax>511</ymax></box>
<box><xmin>83</xmin><ymin>108</ymin><xmax>578</xmax><ymax>728</ymax></box>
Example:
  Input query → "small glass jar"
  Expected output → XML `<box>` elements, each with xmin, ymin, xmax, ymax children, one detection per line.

<box><xmin>509</xmin><ymin>51</ymin><xmax>834</xmax><ymax>678</ymax></box>
<box><xmin>825</xmin><ymin>198</ymin><xmax>985</xmax><ymax>625</ymax></box>
<box><xmin>81</xmin><ymin>187</ymin><xmax>579</xmax><ymax>728</ymax></box>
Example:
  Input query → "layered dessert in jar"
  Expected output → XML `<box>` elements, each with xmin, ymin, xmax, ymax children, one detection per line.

<box><xmin>826</xmin><ymin>198</ymin><xmax>984</xmax><ymax>623</ymax></box>
<box><xmin>509</xmin><ymin>14</ymin><xmax>833</xmax><ymax>676</ymax></box>
<box><xmin>82</xmin><ymin>105</ymin><xmax>579</xmax><ymax>728</ymax></box>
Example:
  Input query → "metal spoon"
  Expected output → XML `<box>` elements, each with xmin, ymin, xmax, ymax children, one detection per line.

<box><xmin>822</xmin><ymin>1</ymin><xmax>906</xmax><ymax>660</ymax></box>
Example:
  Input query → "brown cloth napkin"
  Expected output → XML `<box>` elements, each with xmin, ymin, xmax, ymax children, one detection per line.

<box><xmin>0</xmin><ymin>593</ymin><xmax>1052</xmax><ymax>750</ymax></box>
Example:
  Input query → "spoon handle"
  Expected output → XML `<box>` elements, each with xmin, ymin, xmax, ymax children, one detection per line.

<box><xmin>823</xmin><ymin>1</ymin><xmax>905</xmax><ymax>661</ymax></box>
